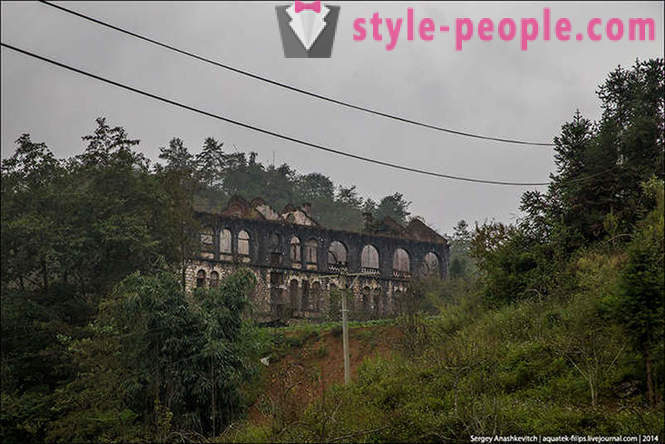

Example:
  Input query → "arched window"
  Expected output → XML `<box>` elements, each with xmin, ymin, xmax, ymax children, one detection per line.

<box><xmin>220</xmin><ymin>229</ymin><xmax>232</xmax><ymax>254</ymax></box>
<box><xmin>393</xmin><ymin>248</ymin><xmax>410</xmax><ymax>274</ymax></box>
<box><xmin>196</xmin><ymin>269</ymin><xmax>206</xmax><ymax>288</ymax></box>
<box><xmin>361</xmin><ymin>286</ymin><xmax>372</xmax><ymax>315</ymax></box>
<box><xmin>210</xmin><ymin>271</ymin><xmax>219</xmax><ymax>288</ymax></box>
<box><xmin>393</xmin><ymin>289</ymin><xmax>402</xmax><ymax>313</ymax></box>
<box><xmin>361</xmin><ymin>245</ymin><xmax>380</xmax><ymax>272</ymax></box>
<box><xmin>289</xmin><ymin>279</ymin><xmax>299</xmax><ymax>314</ymax></box>
<box><xmin>238</xmin><ymin>230</ymin><xmax>250</xmax><ymax>256</ymax></box>
<box><xmin>328</xmin><ymin>241</ymin><xmax>347</xmax><ymax>270</ymax></box>
<box><xmin>269</xmin><ymin>233</ymin><xmax>282</xmax><ymax>266</ymax></box>
<box><xmin>200</xmin><ymin>227</ymin><xmax>215</xmax><ymax>259</ymax></box>
<box><xmin>423</xmin><ymin>252</ymin><xmax>439</xmax><ymax>276</ymax></box>
<box><xmin>312</xmin><ymin>281</ymin><xmax>322</xmax><ymax>311</ymax></box>
<box><xmin>305</xmin><ymin>239</ymin><xmax>318</xmax><ymax>264</ymax></box>
<box><xmin>372</xmin><ymin>288</ymin><xmax>381</xmax><ymax>317</ymax></box>
<box><xmin>289</xmin><ymin>236</ymin><xmax>301</xmax><ymax>263</ymax></box>
<box><xmin>301</xmin><ymin>280</ymin><xmax>310</xmax><ymax>311</ymax></box>
<box><xmin>329</xmin><ymin>283</ymin><xmax>340</xmax><ymax>319</ymax></box>
<box><xmin>200</xmin><ymin>227</ymin><xmax>214</xmax><ymax>247</ymax></box>
<box><xmin>269</xmin><ymin>233</ymin><xmax>280</xmax><ymax>249</ymax></box>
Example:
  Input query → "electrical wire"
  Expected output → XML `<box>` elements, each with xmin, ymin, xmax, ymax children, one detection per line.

<box><xmin>1</xmin><ymin>42</ymin><xmax>551</xmax><ymax>186</ymax></box>
<box><xmin>39</xmin><ymin>0</ymin><xmax>555</xmax><ymax>147</ymax></box>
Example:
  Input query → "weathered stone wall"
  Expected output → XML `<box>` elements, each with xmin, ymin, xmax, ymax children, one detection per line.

<box><xmin>187</xmin><ymin>215</ymin><xmax>448</xmax><ymax>322</ymax></box>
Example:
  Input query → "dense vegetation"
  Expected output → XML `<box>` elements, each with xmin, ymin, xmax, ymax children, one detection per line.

<box><xmin>0</xmin><ymin>113</ymin><xmax>411</xmax><ymax>441</ymax></box>
<box><xmin>180</xmin><ymin>136</ymin><xmax>412</xmax><ymax>231</ymax></box>
<box><xmin>221</xmin><ymin>59</ymin><xmax>664</xmax><ymax>441</ymax></box>
<box><xmin>1</xmin><ymin>58</ymin><xmax>663</xmax><ymax>442</ymax></box>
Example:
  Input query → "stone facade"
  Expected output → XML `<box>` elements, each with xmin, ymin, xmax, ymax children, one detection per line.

<box><xmin>186</xmin><ymin>196</ymin><xmax>449</xmax><ymax>323</ymax></box>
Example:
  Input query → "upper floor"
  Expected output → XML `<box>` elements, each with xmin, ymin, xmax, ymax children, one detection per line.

<box><xmin>196</xmin><ymin>196</ymin><xmax>449</xmax><ymax>281</ymax></box>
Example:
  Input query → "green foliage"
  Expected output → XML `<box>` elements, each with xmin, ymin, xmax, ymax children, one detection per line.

<box><xmin>4</xmin><ymin>58</ymin><xmax>665</xmax><ymax>442</ymax></box>
<box><xmin>374</xmin><ymin>192</ymin><xmax>411</xmax><ymax>225</ymax></box>
<box><xmin>223</xmin><ymin>60</ymin><xmax>664</xmax><ymax>442</ymax></box>
<box><xmin>191</xmin><ymin>148</ymin><xmax>407</xmax><ymax>232</ymax></box>
<box><xmin>448</xmin><ymin>220</ymin><xmax>477</xmax><ymax>279</ymax></box>
<box><xmin>44</xmin><ymin>270</ymin><xmax>259</xmax><ymax>442</ymax></box>
<box><xmin>522</xmin><ymin>59</ymin><xmax>664</xmax><ymax>248</ymax></box>
<box><xmin>0</xmin><ymin>116</ymin><xmax>425</xmax><ymax>442</ymax></box>
<box><xmin>230</xmin><ymin>259</ymin><xmax>662</xmax><ymax>441</ymax></box>
<box><xmin>611</xmin><ymin>178</ymin><xmax>665</xmax><ymax>406</ymax></box>
<box><xmin>472</xmin><ymin>61</ymin><xmax>663</xmax><ymax>307</ymax></box>
<box><xmin>470</xmin><ymin>221</ymin><xmax>555</xmax><ymax>305</ymax></box>
<box><xmin>613</xmin><ymin>178</ymin><xmax>664</xmax><ymax>346</ymax></box>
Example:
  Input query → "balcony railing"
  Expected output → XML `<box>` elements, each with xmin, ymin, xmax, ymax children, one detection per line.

<box><xmin>329</xmin><ymin>263</ymin><xmax>348</xmax><ymax>273</ymax></box>
<box><xmin>392</xmin><ymin>270</ymin><xmax>412</xmax><ymax>279</ymax></box>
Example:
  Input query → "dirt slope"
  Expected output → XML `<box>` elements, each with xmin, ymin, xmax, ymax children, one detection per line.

<box><xmin>248</xmin><ymin>324</ymin><xmax>401</xmax><ymax>425</ymax></box>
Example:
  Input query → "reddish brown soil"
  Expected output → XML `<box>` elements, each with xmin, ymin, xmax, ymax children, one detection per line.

<box><xmin>247</xmin><ymin>325</ymin><xmax>401</xmax><ymax>425</ymax></box>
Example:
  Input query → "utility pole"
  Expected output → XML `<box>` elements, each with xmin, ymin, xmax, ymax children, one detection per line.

<box><xmin>322</xmin><ymin>270</ymin><xmax>371</xmax><ymax>386</ymax></box>
<box><xmin>340</xmin><ymin>271</ymin><xmax>372</xmax><ymax>385</ymax></box>
<box><xmin>341</xmin><ymin>275</ymin><xmax>350</xmax><ymax>385</ymax></box>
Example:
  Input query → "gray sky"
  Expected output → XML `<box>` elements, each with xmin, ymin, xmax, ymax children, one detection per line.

<box><xmin>2</xmin><ymin>1</ymin><xmax>663</xmax><ymax>235</ymax></box>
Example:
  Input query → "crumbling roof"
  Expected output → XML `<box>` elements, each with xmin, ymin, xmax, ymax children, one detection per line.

<box><xmin>217</xmin><ymin>196</ymin><xmax>254</xmax><ymax>218</ymax></box>
<box><xmin>363</xmin><ymin>215</ymin><xmax>407</xmax><ymax>237</ymax></box>
<box><xmin>252</xmin><ymin>198</ymin><xmax>281</xmax><ymax>221</ymax></box>
<box><xmin>406</xmin><ymin>218</ymin><xmax>446</xmax><ymax>244</ymax></box>
<box><xmin>196</xmin><ymin>195</ymin><xmax>318</xmax><ymax>226</ymax></box>
<box><xmin>277</xmin><ymin>203</ymin><xmax>319</xmax><ymax>227</ymax></box>
<box><xmin>195</xmin><ymin>195</ymin><xmax>445</xmax><ymax>243</ymax></box>
<box><xmin>362</xmin><ymin>213</ymin><xmax>445</xmax><ymax>244</ymax></box>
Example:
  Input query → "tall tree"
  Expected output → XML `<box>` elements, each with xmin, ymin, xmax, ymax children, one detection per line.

<box><xmin>195</xmin><ymin>137</ymin><xmax>225</xmax><ymax>188</ymax></box>
<box><xmin>1</xmin><ymin>134</ymin><xmax>62</xmax><ymax>290</ymax></box>
<box><xmin>614</xmin><ymin>178</ymin><xmax>664</xmax><ymax>407</ymax></box>
<box><xmin>156</xmin><ymin>138</ymin><xmax>200</xmax><ymax>288</ymax></box>
<box><xmin>521</xmin><ymin>59</ymin><xmax>664</xmax><ymax>247</ymax></box>
<box><xmin>375</xmin><ymin>192</ymin><xmax>411</xmax><ymax>225</ymax></box>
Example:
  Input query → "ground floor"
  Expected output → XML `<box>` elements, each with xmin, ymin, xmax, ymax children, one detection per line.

<box><xmin>186</xmin><ymin>260</ymin><xmax>411</xmax><ymax>323</ymax></box>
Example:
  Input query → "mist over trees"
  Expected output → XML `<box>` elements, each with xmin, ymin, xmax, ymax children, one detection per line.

<box><xmin>0</xmin><ymin>113</ymin><xmax>415</xmax><ymax>442</ymax></box>
<box><xmin>152</xmin><ymin>133</ymin><xmax>413</xmax><ymax>232</ymax></box>
<box><xmin>1</xmin><ymin>58</ymin><xmax>663</xmax><ymax>442</ymax></box>
<box><xmin>469</xmin><ymin>58</ymin><xmax>664</xmax><ymax>406</ymax></box>
<box><xmin>220</xmin><ymin>58</ymin><xmax>664</xmax><ymax>443</ymax></box>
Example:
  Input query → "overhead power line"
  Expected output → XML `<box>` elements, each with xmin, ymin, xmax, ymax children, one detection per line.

<box><xmin>1</xmin><ymin>42</ymin><xmax>551</xmax><ymax>186</ymax></box>
<box><xmin>39</xmin><ymin>0</ymin><xmax>555</xmax><ymax>148</ymax></box>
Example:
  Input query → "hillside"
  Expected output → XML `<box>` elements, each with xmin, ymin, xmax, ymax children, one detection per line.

<box><xmin>2</xmin><ymin>58</ymin><xmax>662</xmax><ymax>443</ymax></box>
<box><xmin>223</xmin><ymin>271</ymin><xmax>664</xmax><ymax>442</ymax></box>
<box><xmin>246</xmin><ymin>323</ymin><xmax>402</xmax><ymax>428</ymax></box>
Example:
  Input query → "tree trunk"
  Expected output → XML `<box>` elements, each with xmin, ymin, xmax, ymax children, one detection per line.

<box><xmin>588</xmin><ymin>377</ymin><xmax>597</xmax><ymax>409</ymax></box>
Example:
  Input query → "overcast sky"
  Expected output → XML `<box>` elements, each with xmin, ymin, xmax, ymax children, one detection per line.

<box><xmin>2</xmin><ymin>1</ymin><xmax>663</xmax><ymax>234</ymax></box>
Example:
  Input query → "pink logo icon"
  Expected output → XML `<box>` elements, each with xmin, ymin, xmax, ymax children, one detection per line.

<box><xmin>294</xmin><ymin>1</ymin><xmax>321</xmax><ymax>14</ymax></box>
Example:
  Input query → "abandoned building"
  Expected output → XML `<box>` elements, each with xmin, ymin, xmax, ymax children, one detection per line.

<box><xmin>186</xmin><ymin>196</ymin><xmax>449</xmax><ymax>322</ymax></box>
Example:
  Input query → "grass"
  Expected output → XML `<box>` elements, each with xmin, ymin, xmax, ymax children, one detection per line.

<box><xmin>227</xmin><ymin>276</ymin><xmax>663</xmax><ymax>442</ymax></box>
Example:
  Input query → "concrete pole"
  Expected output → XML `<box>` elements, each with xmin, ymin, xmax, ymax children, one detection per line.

<box><xmin>341</xmin><ymin>275</ymin><xmax>350</xmax><ymax>386</ymax></box>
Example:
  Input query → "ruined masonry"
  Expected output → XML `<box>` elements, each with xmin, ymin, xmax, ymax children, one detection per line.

<box><xmin>186</xmin><ymin>196</ymin><xmax>449</xmax><ymax>323</ymax></box>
